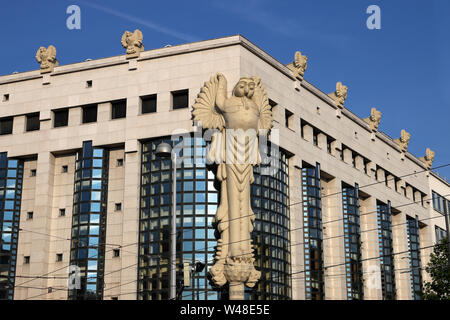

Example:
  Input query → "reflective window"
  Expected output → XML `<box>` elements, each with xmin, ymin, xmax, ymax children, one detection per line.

<box><xmin>69</xmin><ymin>141</ymin><xmax>109</xmax><ymax>300</ymax></box>
<box><xmin>0</xmin><ymin>153</ymin><xmax>23</xmax><ymax>300</ymax></box>
<box><xmin>376</xmin><ymin>201</ymin><xmax>396</xmax><ymax>300</ymax></box>
<box><xmin>406</xmin><ymin>216</ymin><xmax>422</xmax><ymax>300</ymax></box>
<box><xmin>342</xmin><ymin>184</ymin><xmax>363</xmax><ymax>300</ymax></box>
<box><xmin>302</xmin><ymin>163</ymin><xmax>324</xmax><ymax>300</ymax></box>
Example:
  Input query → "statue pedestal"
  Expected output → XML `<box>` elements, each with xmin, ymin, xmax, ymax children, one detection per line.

<box><xmin>229</xmin><ymin>282</ymin><xmax>245</xmax><ymax>300</ymax></box>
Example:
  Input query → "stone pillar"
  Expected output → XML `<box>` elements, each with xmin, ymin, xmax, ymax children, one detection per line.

<box><xmin>289</xmin><ymin>158</ymin><xmax>304</xmax><ymax>300</ymax></box>
<box><xmin>419</xmin><ymin>224</ymin><xmax>433</xmax><ymax>285</ymax></box>
<box><xmin>331</xmin><ymin>140</ymin><xmax>341</xmax><ymax>159</ymax></box>
<box><xmin>367</xmin><ymin>161</ymin><xmax>376</xmax><ymax>179</ymax></box>
<box><xmin>323</xmin><ymin>178</ymin><xmax>346</xmax><ymax>300</ymax></box>
<box><xmin>343</xmin><ymin>148</ymin><xmax>353</xmax><ymax>165</ymax></box>
<box><xmin>69</xmin><ymin>107</ymin><xmax>81</xmax><ymax>127</ymax></box>
<box><xmin>405</xmin><ymin>185</ymin><xmax>413</xmax><ymax>200</ymax></box>
<box><xmin>355</xmin><ymin>155</ymin><xmax>364</xmax><ymax>172</ymax></box>
<box><xmin>13</xmin><ymin>116</ymin><xmax>25</xmax><ymax>135</ymax></box>
<box><xmin>360</xmin><ymin>196</ymin><xmax>382</xmax><ymax>300</ymax></box>
<box><xmin>119</xmin><ymin>140</ymin><xmax>141</xmax><ymax>299</ymax></box>
<box><xmin>98</xmin><ymin>102</ymin><xmax>111</xmax><ymax>122</ymax></box>
<box><xmin>392</xmin><ymin>212</ymin><xmax>411</xmax><ymax>300</ymax></box>
<box><xmin>376</xmin><ymin>168</ymin><xmax>385</xmax><ymax>183</ymax></box>
<box><xmin>27</xmin><ymin>151</ymin><xmax>55</xmax><ymax>299</ymax></box>
<box><xmin>386</xmin><ymin>174</ymin><xmax>395</xmax><ymax>189</ymax></box>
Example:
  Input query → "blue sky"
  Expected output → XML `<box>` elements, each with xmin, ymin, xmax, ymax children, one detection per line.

<box><xmin>0</xmin><ymin>0</ymin><xmax>449</xmax><ymax>180</ymax></box>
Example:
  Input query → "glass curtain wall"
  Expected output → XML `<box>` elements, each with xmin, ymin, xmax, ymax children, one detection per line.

<box><xmin>0</xmin><ymin>153</ymin><xmax>23</xmax><ymax>300</ymax></box>
<box><xmin>376</xmin><ymin>201</ymin><xmax>396</xmax><ymax>299</ymax></box>
<box><xmin>406</xmin><ymin>215</ymin><xmax>422</xmax><ymax>300</ymax></box>
<box><xmin>342</xmin><ymin>184</ymin><xmax>363</xmax><ymax>300</ymax></box>
<box><xmin>301</xmin><ymin>163</ymin><xmax>324</xmax><ymax>300</ymax></box>
<box><xmin>69</xmin><ymin>141</ymin><xmax>109</xmax><ymax>300</ymax></box>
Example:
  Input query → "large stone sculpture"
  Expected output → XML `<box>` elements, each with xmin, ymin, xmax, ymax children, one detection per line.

<box><xmin>363</xmin><ymin>108</ymin><xmax>382</xmax><ymax>132</ymax></box>
<box><xmin>328</xmin><ymin>82</ymin><xmax>348</xmax><ymax>109</ymax></box>
<box><xmin>121</xmin><ymin>29</ymin><xmax>144</xmax><ymax>59</ymax></box>
<box><xmin>192</xmin><ymin>73</ymin><xmax>272</xmax><ymax>300</ymax></box>
<box><xmin>394</xmin><ymin>129</ymin><xmax>411</xmax><ymax>152</ymax></box>
<box><xmin>286</xmin><ymin>51</ymin><xmax>308</xmax><ymax>80</ymax></box>
<box><xmin>35</xmin><ymin>45</ymin><xmax>59</xmax><ymax>74</ymax></box>
<box><xmin>419</xmin><ymin>148</ymin><xmax>435</xmax><ymax>169</ymax></box>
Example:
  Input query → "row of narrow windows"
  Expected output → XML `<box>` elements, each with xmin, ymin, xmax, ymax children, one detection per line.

<box><xmin>0</xmin><ymin>89</ymin><xmax>189</xmax><ymax>134</ymax></box>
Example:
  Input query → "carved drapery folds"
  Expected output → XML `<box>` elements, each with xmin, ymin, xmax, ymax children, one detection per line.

<box><xmin>363</xmin><ymin>108</ymin><xmax>382</xmax><ymax>132</ymax></box>
<box><xmin>328</xmin><ymin>82</ymin><xmax>348</xmax><ymax>109</ymax></box>
<box><xmin>121</xmin><ymin>29</ymin><xmax>144</xmax><ymax>59</ymax></box>
<box><xmin>286</xmin><ymin>51</ymin><xmax>308</xmax><ymax>80</ymax></box>
<box><xmin>35</xmin><ymin>45</ymin><xmax>59</xmax><ymax>74</ymax></box>
<box><xmin>419</xmin><ymin>148</ymin><xmax>435</xmax><ymax>169</ymax></box>
<box><xmin>192</xmin><ymin>73</ymin><xmax>273</xmax><ymax>299</ymax></box>
<box><xmin>394</xmin><ymin>129</ymin><xmax>411</xmax><ymax>152</ymax></box>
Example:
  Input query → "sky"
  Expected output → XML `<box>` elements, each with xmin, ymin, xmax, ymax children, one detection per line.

<box><xmin>0</xmin><ymin>0</ymin><xmax>449</xmax><ymax>180</ymax></box>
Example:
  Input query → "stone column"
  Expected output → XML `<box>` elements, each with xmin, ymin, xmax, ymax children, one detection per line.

<box><xmin>302</xmin><ymin>124</ymin><xmax>313</xmax><ymax>142</ymax></box>
<box><xmin>119</xmin><ymin>140</ymin><xmax>141</xmax><ymax>299</ymax></box>
<box><xmin>360</xmin><ymin>196</ymin><xmax>382</xmax><ymax>299</ymax></box>
<box><xmin>27</xmin><ymin>151</ymin><xmax>55</xmax><ymax>299</ymax></box>
<box><xmin>323</xmin><ymin>178</ymin><xmax>346</xmax><ymax>300</ymax></box>
<box><xmin>392</xmin><ymin>212</ymin><xmax>411</xmax><ymax>300</ymax></box>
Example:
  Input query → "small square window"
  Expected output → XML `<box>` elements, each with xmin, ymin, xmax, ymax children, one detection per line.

<box><xmin>82</xmin><ymin>104</ymin><xmax>98</xmax><ymax>124</ymax></box>
<box><xmin>0</xmin><ymin>117</ymin><xmax>13</xmax><ymax>135</ymax></box>
<box><xmin>86</xmin><ymin>80</ymin><xmax>93</xmax><ymax>88</ymax></box>
<box><xmin>62</xmin><ymin>165</ymin><xmax>68</xmax><ymax>173</ymax></box>
<box><xmin>56</xmin><ymin>253</ymin><xmax>63</xmax><ymax>262</ymax></box>
<box><xmin>24</xmin><ymin>256</ymin><xmax>30</xmax><ymax>264</ymax></box>
<box><xmin>141</xmin><ymin>94</ymin><xmax>157</xmax><ymax>114</ymax></box>
<box><xmin>2</xmin><ymin>94</ymin><xmax>9</xmax><ymax>102</ymax></box>
<box><xmin>171</xmin><ymin>89</ymin><xmax>189</xmax><ymax>110</ymax></box>
<box><xmin>115</xmin><ymin>203</ymin><xmax>122</xmax><ymax>211</ymax></box>
<box><xmin>26</xmin><ymin>113</ymin><xmax>40</xmax><ymax>132</ymax></box>
<box><xmin>59</xmin><ymin>208</ymin><xmax>66</xmax><ymax>217</ymax></box>
<box><xmin>117</xmin><ymin>159</ymin><xmax>124</xmax><ymax>167</ymax></box>
<box><xmin>113</xmin><ymin>249</ymin><xmax>120</xmax><ymax>257</ymax></box>
<box><xmin>111</xmin><ymin>100</ymin><xmax>127</xmax><ymax>119</ymax></box>
<box><xmin>53</xmin><ymin>109</ymin><xmax>69</xmax><ymax>128</ymax></box>
<box><xmin>30</xmin><ymin>169</ymin><xmax>37</xmax><ymax>177</ymax></box>
<box><xmin>27</xmin><ymin>212</ymin><xmax>33</xmax><ymax>220</ymax></box>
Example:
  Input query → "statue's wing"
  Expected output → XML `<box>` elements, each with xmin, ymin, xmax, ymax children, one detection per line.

<box><xmin>47</xmin><ymin>46</ymin><xmax>56</xmax><ymax>60</ymax></box>
<box><xmin>35</xmin><ymin>48</ymin><xmax>43</xmax><ymax>63</ymax></box>
<box><xmin>135</xmin><ymin>29</ymin><xmax>143</xmax><ymax>43</ymax></box>
<box><xmin>192</xmin><ymin>75</ymin><xmax>225</xmax><ymax>130</ymax></box>
<box><xmin>121</xmin><ymin>32</ymin><xmax>128</xmax><ymax>48</ymax></box>
<box><xmin>252</xmin><ymin>77</ymin><xmax>273</xmax><ymax>132</ymax></box>
<box><xmin>294</xmin><ymin>51</ymin><xmax>301</xmax><ymax>67</ymax></box>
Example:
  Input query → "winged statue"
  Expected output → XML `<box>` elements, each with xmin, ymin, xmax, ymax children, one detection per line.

<box><xmin>287</xmin><ymin>51</ymin><xmax>308</xmax><ymax>80</ymax></box>
<box><xmin>192</xmin><ymin>73</ymin><xmax>273</xmax><ymax>299</ymax></box>
<box><xmin>328</xmin><ymin>81</ymin><xmax>348</xmax><ymax>108</ymax></box>
<box><xmin>35</xmin><ymin>45</ymin><xmax>59</xmax><ymax>73</ymax></box>
<box><xmin>364</xmin><ymin>107</ymin><xmax>382</xmax><ymax>132</ymax></box>
<box><xmin>394</xmin><ymin>129</ymin><xmax>411</xmax><ymax>152</ymax></box>
<box><xmin>121</xmin><ymin>29</ymin><xmax>144</xmax><ymax>58</ymax></box>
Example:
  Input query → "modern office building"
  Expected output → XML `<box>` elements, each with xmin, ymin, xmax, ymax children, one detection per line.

<box><xmin>0</xmin><ymin>34</ymin><xmax>448</xmax><ymax>300</ymax></box>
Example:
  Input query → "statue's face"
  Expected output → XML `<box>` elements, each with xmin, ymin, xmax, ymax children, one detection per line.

<box><xmin>234</xmin><ymin>79</ymin><xmax>255</xmax><ymax>98</ymax></box>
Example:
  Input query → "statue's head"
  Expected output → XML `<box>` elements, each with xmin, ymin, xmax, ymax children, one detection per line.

<box><xmin>233</xmin><ymin>78</ymin><xmax>255</xmax><ymax>98</ymax></box>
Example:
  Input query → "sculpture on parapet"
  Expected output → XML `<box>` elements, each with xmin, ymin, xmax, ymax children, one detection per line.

<box><xmin>328</xmin><ymin>82</ymin><xmax>348</xmax><ymax>109</ymax></box>
<box><xmin>363</xmin><ymin>108</ymin><xmax>382</xmax><ymax>132</ymax></box>
<box><xmin>419</xmin><ymin>148</ymin><xmax>435</xmax><ymax>169</ymax></box>
<box><xmin>36</xmin><ymin>45</ymin><xmax>58</xmax><ymax>74</ymax></box>
<box><xmin>286</xmin><ymin>51</ymin><xmax>308</xmax><ymax>80</ymax></box>
<box><xmin>121</xmin><ymin>29</ymin><xmax>144</xmax><ymax>59</ymax></box>
<box><xmin>192</xmin><ymin>73</ymin><xmax>273</xmax><ymax>299</ymax></box>
<box><xmin>394</xmin><ymin>129</ymin><xmax>411</xmax><ymax>152</ymax></box>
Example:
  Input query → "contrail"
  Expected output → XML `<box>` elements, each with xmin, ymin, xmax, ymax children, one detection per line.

<box><xmin>76</xmin><ymin>1</ymin><xmax>199</xmax><ymax>43</ymax></box>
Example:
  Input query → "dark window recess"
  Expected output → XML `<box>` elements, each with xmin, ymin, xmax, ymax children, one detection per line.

<box><xmin>62</xmin><ymin>165</ymin><xmax>68</xmax><ymax>173</ymax></box>
<box><xmin>3</xmin><ymin>94</ymin><xmax>9</xmax><ymax>102</ymax></box>
<box><xmin>54</xmin><ymin>109</ymin><xmax>69</xmax><ymax>128</ymax></box>
<box><xmin>285</xmin><ymin>109</ymin><xmax>293</xmax><ymax>128</ymax></box>
<box><xmin>113</xmin><ymin>249</ymin><xmax>120</xmax><ymax>257</ymax></box>
<box><xmin>115</xmin><ymin>203</ymin><xmax>122</xmax><ymax>211</ymax></box>
<box><xmin>27</xmin><ymin>212</ymin><xmax>33</xmax><ymax>220</ymax></box>
<box><xmin>83</xmin><ymin>105</ymin><xmax>98</xmax><ymax>123</ymax></box>
<box><xmin>24</xmin><ymin>256</ymin><xmax>30</xmax><ymax>264</ymax></box>
<box><xmin>0</xmin><ymin>117</ymin><xmax>13</xmax><ymax>135</ymax></box>
<box><xmin>111</xmin><ymin>100</ymin><xmax>127</xmax><ymax>119</ymax></box>
<box><xmin>30</xmin><ymin>169</ymin><xmax>36</xmax><ymax>177</ymax></box>
<box><xmin>117</xmin><ymin>159</ymin><xmax>124</xmax><ymax>167</ymax></box>
<box><xmin>59</xmin><ymin>208</ymin><xmax>66</xmax><ymax>217</ymax></box>
<box><xmin>26</xmin><ymin>113</ymin><xmax>40</xmax><ymax>132</ymax></box>
<box><xmin>56</xmin><ymin>254</ymin><xmax>63</xmax><ymax>262</ymax></box>
<box><xmin>141</xmin><ymin>94</ymin><xmax>157</xmax><ymax>114</ymax></box>
<box><xmin>172</xmin><ymin>90</ymin><xmax>189</xmax><ymax>110</ymax></box>
<box><xmin>86</xmin><ymin>80</ymin><xmax>93</xmax><ymax>88</ymax></box>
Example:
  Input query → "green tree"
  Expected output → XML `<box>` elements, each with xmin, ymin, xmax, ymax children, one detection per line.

<box><xmin>422</xmin><ymin>238</ymin><xmax>450</xmax><ymax>300</ymax></box>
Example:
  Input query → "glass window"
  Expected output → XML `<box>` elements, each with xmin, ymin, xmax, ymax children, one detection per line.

<box><xmin>53</xmin><ymin>108</ymin><xmax>69</xmax><ymax>128</ymax></box>
<box><xmin>171</xmin><ymin>89</ymin><xmax>189</xmax><ymax>110</ymax></box>
<box><xmin>0</xmin><ymin>117</ymin><xmax>13</xmax><ymax>135</ymax></box>
<box><xmin>111</xmin><ymin>99</ymin><xmax>127</xmax><ymax>119</ymax></box>
<box><xmin>141</xmin><ymin>94</ymin><xmax>157</xmax><ymax>114</ymax></box>
<box><xmin>26</xmin><ymin>113</ymin><xmax>40</xmax><ymax>132</ymax></box>
<box><xmin>82</xmin><ymin>104</ymin><xmax>98</xmax><ymax>123</ymax></box>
